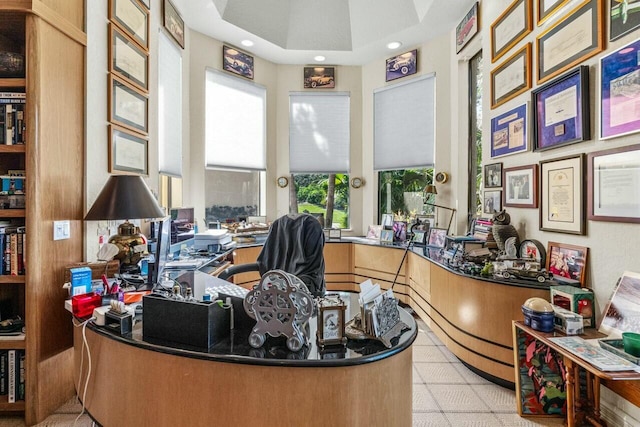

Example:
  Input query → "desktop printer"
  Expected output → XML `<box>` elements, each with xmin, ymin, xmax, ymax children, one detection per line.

<box><xmin>194</xmin><ymin>229</ymin><xmax>232</xmax><ymax>251</ymax></box>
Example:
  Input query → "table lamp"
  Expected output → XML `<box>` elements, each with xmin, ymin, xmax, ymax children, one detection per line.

<box><xmin>85</xmin><ymin>175</ymin><xmax>165</xmax><ymax>273</ymax></box>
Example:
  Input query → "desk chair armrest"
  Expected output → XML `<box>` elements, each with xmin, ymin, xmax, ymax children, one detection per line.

<box><xmin>218</xmin><ymin>262</ymin><xmax>260</xmax><ymax>281</ymax></box>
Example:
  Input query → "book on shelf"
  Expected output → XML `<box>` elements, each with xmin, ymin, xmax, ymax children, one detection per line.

<box><xmin>0</xmin><ymin>92</ymin><xmax>26</xmax><ymax>146</ymax></box>
<box><xmin>7</xmin><ymin>349</ymin><xmax>14</xmax><ymax>403</ymax></box>
<box><xmin>0</xmin><ymin>351</ymin><xmax>6</xmax><ymax>396</ymax></box>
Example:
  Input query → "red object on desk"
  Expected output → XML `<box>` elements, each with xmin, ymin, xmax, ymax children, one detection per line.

<box><xmin>71</xmin><ymin>292</ymin><xmax>102</xmax><ymax>318</ymax></box>
<box><xmin>123</xmin><ymin>291</ymin><xmax>150</xmax><ymax>304</ymax></box>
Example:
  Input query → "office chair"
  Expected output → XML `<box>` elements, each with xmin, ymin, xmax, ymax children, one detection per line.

<box><xmin>218</xmin><ymin>213</ymin><xmax>326</xmax><ymax>297</ymax></box>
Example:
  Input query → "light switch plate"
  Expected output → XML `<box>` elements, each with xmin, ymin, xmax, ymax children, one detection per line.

<box><xmin>53</xmin><ymin>220</ymin><xmax>70</xmax><ymax>240</ymax></box>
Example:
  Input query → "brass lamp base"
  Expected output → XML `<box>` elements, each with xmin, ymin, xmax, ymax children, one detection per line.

<box><xmin>108</xmin><ymin>220</ymin><xmax>147</xmax><ymax>273</ymax></box>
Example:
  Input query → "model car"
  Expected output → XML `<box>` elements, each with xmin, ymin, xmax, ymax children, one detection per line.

<box><xmin>492</xmin><ymin>259</ymin><xmax>552</xmax><ymax>283</ymax></box>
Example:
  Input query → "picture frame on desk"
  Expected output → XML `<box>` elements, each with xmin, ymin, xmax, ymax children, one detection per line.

<box><xmin>108</xmin><ymin>124</ymin><xmax>149</xmax><ymax>175</ymax></box>
<box><xmin>109</xmin><ymin>75</ymin><xmax>148</xmax><ymax>135</ymax></box>
<box><xmin>109</xmin><ymin>0</ymin><xmax>149</xmax><ymax>49</ymax></box>
<box><xmin>109</xmin><ymin>23</ymin><xmax>149</xmax><ymax>92</ymax></box>
<box><xmin>546</xmin><ymin>241</ymin><xmax>588</xmax><ymax>286</ymax></box>
<box><xmin>426</xmin><ymin>228</ymin><xmax>447</xmax><ymax>248</ymax></box>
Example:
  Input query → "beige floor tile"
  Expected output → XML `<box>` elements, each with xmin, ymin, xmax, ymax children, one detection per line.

<box><xmin>414</xmin><ymin>362</ymin><xmax>467</xmax><ymax>384</ymax></box>
<box><xmin>452</xmin><ymin>363</ymin><xmax>489</xmax><ymax>384</ymax></box>
<box><xmin>412</xmin><ymin>412</ymin><xmax>451</xmax><ymax>427</ymax></box>
<box><xmin>413</xmin><ymin>365</ymin><xmax>424</xmax><ymax>384</ymax></box>
<box><xmin>414</xmin><ymin>330</ymin><xmax>438</xmax><ymax>346</ymax></box>
<box><xmin>471</xmin><ymin>383</ymin><xmax>517</xmax><ymax>413</ymax></box>
<box><xmin>413</xmin><ymin>384</ymin><xmax>441</xmax><ymax>412</ymax></box>
<box><xmin>413</xmin><ymin>345</ymin><xmax>451</xmax><ymax>363</ymax></box>
<box><xmin>427</xmin><ymin>384</ymin><xmax>491</xmax><ymax>412</ymax></box>
<box><xmin>436</xmin><ymin>344</ymin><xmax>462</xmax><ymax>363</ymax></box>
<box><xmin>444</xmin><ymin>412</ymin><xmax>504</xmax><ymax>426</ymax></box>
<box><xmin>494</xmin><ymin>413</ymin><xmax>566</xmax><ymax>426</ymax></box>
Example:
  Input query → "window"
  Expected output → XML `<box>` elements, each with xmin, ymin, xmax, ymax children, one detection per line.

<box><xmin>204</xmin><ymin>69</ymin><xmax>266</xmax><ymax>223</ymax></box>
<box><xmin>289</xmin><ymin>93</ymin><xmax>350</xmax><ymax>228</ymax></box>
<box><xmin>158</xmin><ymin>32</ymin><xmax>182</xmax><ymax>178</ymax></box>
<box><xmin>377</xmin><ymin>168</ymin><xmax>433</xmax><ymax>224</ymax></box>
<box><xmin>468</xmin><ymin>51</ymin><xmax>483</xmax><ymax>218</ymax></box>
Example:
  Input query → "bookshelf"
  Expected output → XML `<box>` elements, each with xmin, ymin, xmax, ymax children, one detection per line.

<box><xmin>0</xmin><ymin>1</ymin><xmax>85</xmax><ymax>424</ymax></box>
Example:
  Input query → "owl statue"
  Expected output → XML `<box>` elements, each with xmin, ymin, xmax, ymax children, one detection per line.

<box><xmin>491</xmin><ymin>209</ymin><xmax>520</xmax><ymax>253</ymax></box>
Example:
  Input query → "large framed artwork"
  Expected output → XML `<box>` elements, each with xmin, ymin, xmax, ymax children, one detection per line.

<box><xmin>587</xmin><ymin>143</ymin><xmax>640</xmax><ymax>223</ymax></box>
<box><xmin>537</xmin><ymin>0</ymin><xmax>571</xmax><ymax>25</ymax></box>
<box><xmin>610</xmin><ymin>0</ymin><xmax>640</xmax><ymax>41</ymax></box>
<box><xmin>504</xmin><ymin>164</ymin><xmax>538</xmax><ymax>208</ymax></box>
<box><xmin>490</xmin><ymin>103</ymin><xmax>528</xmax><ymax>157</ymax></box>
<box><xmin>456</xmin><ymin>2</ymin><xmax>479</xmax><ymax>54</ymax></box>
<box><xmin>223</xmin><ymin>45</ymin><xmax>254</xmax><ymax>80</ymax></box>
<box><xmin>491</xmin><ymin>43</ymin><xmax>531</xmax><ymax>109</ymax></box>
<box><xmin>490</xmin><ymin>0</ymin><xmax>533</xmax><ymax>63</ymax></box>
<box><xmin>532</xmin><ymin>66</ymin><xmax>590</xmax><ymax>152</ymax></box>
<box><xmin>109</xmin><ymin>0</ymin><xmax>149</xmax><ymax>49</ymax></box>
<box><xmin>536</xmin><ymin>0</ymin><xmax>604</xmax><ymax>84</ymax></box>
<box><xmin>540</xmin><ymin>154</ymin><xmax>585</xmax><ymax>235</ymax></box>
<box><xmin>600</xmin><ymin>37</ymin><xmax>640</xmax><ymax>140</ymax></box>
<box><xmin>385</xmin><ymin>49</ymin><xmax>418</xmax><ymax>82</ymax></box>
<box><xmin>109</xmin><ymin>23</ymin><xmax>149</xmax><ymax>92</ymax></box>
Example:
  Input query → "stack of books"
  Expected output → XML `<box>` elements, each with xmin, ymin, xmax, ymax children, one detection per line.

<box><xmin>472</xmin><ymin>218</ymin><xmax>493</xmax><ymax>241</ymax></box>
<box><xmin>0</xmin><ymin>349</ymin><xmax>25</xmax><ymax>402</ymax></box>
<box><xmin>0</xmin><ymin>225</ymin><xmax>25</xmax><ymax>275</ymax></box>
<box><xmin>0</xmin><ymin>92</ymin><xmax>26</xmax><ymax>146</ymax></box>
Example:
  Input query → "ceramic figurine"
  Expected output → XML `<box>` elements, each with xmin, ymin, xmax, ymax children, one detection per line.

<box><xmin>491</xmin><ymin>209</ymin><xmax>519</xmax><ymax>252</ymax></box>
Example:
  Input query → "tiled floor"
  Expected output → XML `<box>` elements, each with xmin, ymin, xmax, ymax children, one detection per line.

<box><xmin>0</xmin><ymin>317</ymin><xmax>568</xmax><ymax>426</ymax></box>
<box><xmin>412</xmin><ymin>317</ymin><xmax>565</xmax><ymax>427</ymax></box>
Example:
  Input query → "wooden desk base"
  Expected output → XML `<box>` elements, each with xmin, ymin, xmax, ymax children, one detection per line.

<box><xmin>74</xmin><ymin>327</ymin><xmax>412</xmax><ymax>426</ymax></box>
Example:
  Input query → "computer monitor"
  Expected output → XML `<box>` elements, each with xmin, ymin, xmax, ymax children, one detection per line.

<box><xmin>148</xmin><ymin>216</ymin><xmax>171</xmax><ymax>288</ymax></box>
<box><xmin>170</xmin><ymin>207</ymin><xmax>195</xmax><ymax>244</ymax></box>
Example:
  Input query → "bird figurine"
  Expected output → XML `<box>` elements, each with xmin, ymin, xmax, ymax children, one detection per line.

<box><xmin>491</xmin><ymin>209</ymin><xmax>520</xmax><ymax>253</ymax></box>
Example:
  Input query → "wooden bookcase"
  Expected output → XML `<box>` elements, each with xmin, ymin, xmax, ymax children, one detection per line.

<box><xmin>0</xmin><ymin>1</ymin><xmax>85</xmax><ymax>424</ymax></box>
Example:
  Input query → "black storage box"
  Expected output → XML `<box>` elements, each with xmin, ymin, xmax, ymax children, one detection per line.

<box><xmin>142</xmin><ymin>294</ymin><xmax>230</xmax><ymax>349</ymax></box>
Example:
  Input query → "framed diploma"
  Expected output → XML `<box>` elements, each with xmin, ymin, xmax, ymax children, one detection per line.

<box><xmin>109</xmin><ymin>124</ymin><xmax>149</xmax><ymax>175</ymax></box>
<box><xmin>532</xmin><ymin>66</ymin><xmax>589</xmax><ymax>152</ymax></box>
<box><xmin>490</xmin><ymin>103</ymin><xmax>529</xmax><ymax>158</ymax></box>
<box><xmin>108</xmin><ymin>74</ymin><xmax>149</xmax><ymax>135</ymax></box>
<box><xmin>109</xmin><ymin>0</ymin><xmax>149</xmax><ymax>49</ymax></box>
<box><xmin>490</xmin><ymin>0</ymin><xmax>533</xmax><ymax>63</ymax></box>
<box><xmin>490</xmin><ymin>43</ymin><xmax>532</xmax><ymax>109</ymax></box>
<box><xmin>536</xmin><ymin>0</ymin><xmax>604</xmax><ymax>84</ymax></box>
<box><xmin>587</xmin><ymin>144</ymin><xmax>640</xmax><ymax>223</ymax></box>
<box><xmin>537</xmin><ymin>0</ymin><xmax>571</xmax><ymax>25</ymax></box>
<box><xmin>109</xmin><ymin>23</ymin><xmax>149</xmax><ymax>92</ymax></box>
<box><xmin>540</xmin><ymin>154</ymin><xmax>585</xmax><ymax>235</ymax></box>
<box><xmin>504</xmin><ymin>164</ymin><xmax>538</xmax><ymax>208</ymax></box>
<box><xmin>600</xmin><ymin>37</ymin><xmax>640</xmax><ymax>140</ymax></box>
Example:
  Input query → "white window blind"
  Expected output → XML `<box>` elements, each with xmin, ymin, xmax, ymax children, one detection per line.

<box><xmin>289</xmin><ymin>92</ymin><xmax>350</xmax><ymax>173</ymax></box>
<box><xmin>158</xmin><ymin>32</ymin><xmax>182</xmax><ymax>177</ymax></box>
<box><xmin>374</xmin><ymin>74</ymin><xmax>435</xmax><ymax>170</ymax></box>
<box><xmin>205</xmin><ymin>69</ymin><xmax>266</xmax><ymax>171</ymax></box>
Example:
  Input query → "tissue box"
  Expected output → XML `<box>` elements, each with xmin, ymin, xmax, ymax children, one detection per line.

<box><xmin>550</xmin><ymin>285</ymin><xmax>595</xmax><ymax>327</ymax></box>
<box><xmin>70</xmin><ymin>267</ymin><xmax>92</xmax><ymax>296</ymax></box>
<box><xmin>553</xmin><ymin>305</ymin><xmax>584</xmax><ymax>335</ymax></box>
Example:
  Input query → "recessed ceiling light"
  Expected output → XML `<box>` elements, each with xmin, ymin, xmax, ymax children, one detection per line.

<box><xmin>241</xmin><ymin>40</ymin><xmax>254</xmax><ymax>47</ymax></box>
<box><xmin>387</xmin><ymin>41</ymin><xmax>402</xmax><ymax>50</ymax></box>
<box><xmin>314</xmin><ymin>55</ymin><xmax>326</xmax><ymax>62</ymax></box>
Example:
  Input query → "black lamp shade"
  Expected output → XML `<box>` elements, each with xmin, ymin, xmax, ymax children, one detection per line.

<box><xmin>84</xmin><ymin>175</ymin><xmax>165</xmax><ymax>220</ymax></box>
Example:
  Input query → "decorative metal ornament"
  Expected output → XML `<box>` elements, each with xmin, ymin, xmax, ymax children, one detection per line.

<box><xmin>243</xmin><ymin>270</ymin><xmax>314</xmax><ymax>351</ymax></box>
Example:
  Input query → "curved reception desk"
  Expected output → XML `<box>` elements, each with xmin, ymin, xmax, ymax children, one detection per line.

<box><xmin>73</xmin><ymin>273</ymin><xmax>417</xmax><ymax>427</ymax></box>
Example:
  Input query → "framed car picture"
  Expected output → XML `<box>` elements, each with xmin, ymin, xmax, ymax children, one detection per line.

<box><xmin>385</xmin><ymin>49</ymin><xmax>417</xmax><ymax>82</ymax></box>
<box><xmin>304</xmin><ymin>66</ymin><xmax>335</xmax><ymax>89</ymax></box>
<box><xmin>223</xmin><ymin>45</ymin><xmax>254</xmax><ymax>80</ymax></box>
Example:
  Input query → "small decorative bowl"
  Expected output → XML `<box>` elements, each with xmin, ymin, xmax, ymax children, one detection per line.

<box><xmin>622</xmin><ymin>332</ymin><xmax>640</xmax><ymax>357</ymax></box>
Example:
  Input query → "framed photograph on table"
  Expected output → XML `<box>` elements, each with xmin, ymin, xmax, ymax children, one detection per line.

<box><xmin>532</xmin><ymin>66</ymin><xmax>589</xmax><ymax>152</ymax></box>
<box><xmin>108</xmin><ymin>124</ymin><xmax>149</xmax><ymax>175</ymax></box>
<box><xmin>484</xmin><ymin>162</ymin><xmax>503</xmax><ymax>188</ymax></box>
<box><xmin>456</xmin><ymin>2</ymin><xmax>479</xmax><ymax>54</ymax></box>
<box><xmin>537</xmin><ymin>0</ymin><xmax>571</xmax><ymax>25</ymax></box>
<box><xmin>484</xmin><ymin>190</ymin><xmax>502</xmax><ymax>214</ymax></box>
<box><xmin>504</xmin><ymin>164</ymin><xmax>538</xmax><ymax>208</ymax></box>
<box><xmin>223</xmin><ymin>45</ymin><xmax>254</xmax><ymax>80</ymax></box>
<box><xmin>546</xmin><ymin>241</ymin><xmax>588</xmax><ymax>286</ymax></box>
<box><xmin>610</xmin><ymin>0</ymin><xmax>640</xmax><ymax>41</ymax></box>
<box><xmin>536</xmin><ymin>0</ymin><xmax>604</xmax><ymax>84</ymax></box>
<box><xmin>427</xmin><ymin>228</ymin><xmax>447</xmax><ymax>248</ymax></box>
<box><xmin>109</xmin><ymin>0</ymin><xmax>149</xmax><ymax>49</ymax></box>
<box><xmin>490</xmin><ymin>103</ymin><xmax>528</xmax><ymax>157</ymax></box>
<box><xmin>540</xmin><ymin>154</ymin><xmax>585</xmax><ymax>235</ymax></box>
<box><xmin>163</xmin><ymin>0</ymin><xmax>185</xmax><ymax>48</ymax></box>
<box><xmin>587</xmin><ymin>144</ymin><xmax>640</xmax><ymax>223</ymax></box>
<box><xmin>490</xmin><ymin>43</ymin><xmax>531</xmax><ymax>109</ymax></box>
<box><xmin>108</xmin><ymin>75</ymin><xmax>148</xmax><ymax>135</ymax></box>
<box><xmin>490</xmin><ymin>0</ymin><xmax>533</xmax><ymax>63</ymax></box>
<box><xmin>600</xmin><ymin>37</ymin><xmax>640</xmax><ymax>139</ymax></box>
<box><xmin>109</xmin><ymin>23</ymin><xmax>149</xmax><ymax>92</ymax></box>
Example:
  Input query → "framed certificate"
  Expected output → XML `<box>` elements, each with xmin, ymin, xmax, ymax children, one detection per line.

<box><xmin>537</xmin><ymin>0</ymin><xmax>571</xmax><ymax>25</ymax></box>
<box><xmin>540</xmin><ymin>154</ymin><xmax>585</xmax><ymax>235</ymax></box>
<box><xmin>490</xmin><ymin>103</ymin><xmax>529</xmax><ymax>157</ymax></box>
<box><xmin>490</xmin><ymin>0</ymin><xmax>533</xmax><ymax>63</ymax></box>
<box><xmin>536</xmin><ymin>0</ymin><xmax>604</xmax><ymax>84</ymax></box>
<box><xmin>490</xmin><ymin>43</ymin><xmax>532</xmax><ymax>109</ymax></box>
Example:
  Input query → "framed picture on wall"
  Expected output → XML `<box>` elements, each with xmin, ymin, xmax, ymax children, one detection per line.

<box><xmin>504</xmin><ymin>164</ymin><xmax>538</xmax><ymax>208</ymax></box>
<box><xmin>109</xmin><ymin>124</ymin><xmax>149</xmax><ymax>175</ymax></box>
<box><xmin>536</xmin><ymin>0</ymin><xmax>604</xmax><ymax>84</ymax></box>
<box><xmin>303</xmin><ymin>66</ymin><xmax>336</xmax><ymax>89</ymax></box>
<box><xmin>484</xmin><ymin>190</ymin><xmax>502</xmax><ymax>214</ymax></box>
<box><xmin>610</xmin><ymin>0</ymin><xmax>640</xmax><ymax>41</ymax></box>
<box><xmin>109</xmin><ymin>23</ymin><xmax>149</xmax><ymax>92</ymax></box>
<box><xmin>223</xmin><ymin>45</ymin><xmax>255</xmax><ymax>80</ymax></box>
<box><xmin>540</xmin><ymin>154</ymin><xmax>585</xmax><ymax>235</ymax></box>
<box><xmin>600</xmin><ymin>37</ymin><xmax>640</xmax><ymax>140</ymax></box>
<box><xmin>490</xmin><ymin>0</ymin><xmax>533</xmax><ymax>63</ymax></box>
<box><xmin>537</xmin><ymin>0</ymin><xmax>571</xmax><ymax>25</ymax></box>
<box><xmin>532</xmin><ymin>66</ymin><xmax>590</xmax><ymax>151</ymax></box>
<box><xmin>490</xmin><ymin>44</ymin><xmax>532</xmax><ymax>109</ymax></box>
<box><xmin>484</xmin><ymin>162</ymin><xmax>503</xmax><ymax>188</ymax></box>
<box><xmin>385</xmin><ymin>49</ymin><xmax>417</xmax><ymax>82</ymax></box>
<box><xmin>109</xmin><ymin>0</ymin><xmax>149</xmax><ymax>49</ymax></box>
<box><xmin>490</xmin><ymin>103</ymin><xmax>528</xmax><ymax>157</ymax></box>
<box><xmin>456</xmin><ymin>2</ymin><xmax>479</xmax><ymax>54</ymax></box>
<box><xmin>163</xmin><ymin>0</ymin><xmax>185</xmax><ymax>48</ymax></box>
<box><xmin>108</xmin><ymin>74</ymin><xmax>148</xmax><ymax>135</ymax></box>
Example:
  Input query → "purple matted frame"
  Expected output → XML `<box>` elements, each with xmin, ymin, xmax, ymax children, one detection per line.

<box><xmin>532</xmin><ymin>66</ymin><xmax>590</xmax><ymax>152</ymax></box>
<box><xmin>600</xmin><ymin>37</ymin><xmax>640</xmax><ymax>139</ymax></box>
<box><xmin>491</xmin><ymin>103</ymin><xmax>528</xmax><ymax>158</ymax></box>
